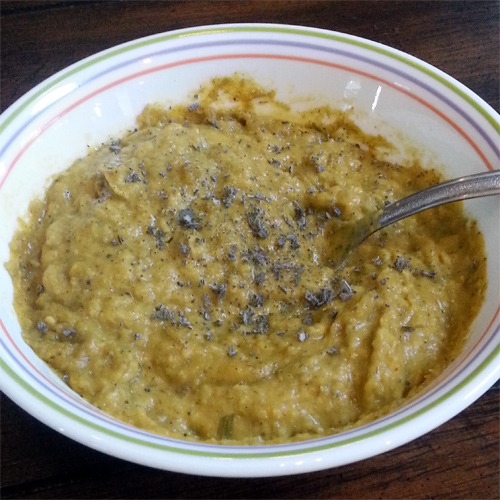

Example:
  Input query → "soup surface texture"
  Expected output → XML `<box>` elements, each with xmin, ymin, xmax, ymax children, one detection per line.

<box><xmin>7</xmin><ymin>77</ymin><xmax>487</xmax><ymax>444</ymax></box>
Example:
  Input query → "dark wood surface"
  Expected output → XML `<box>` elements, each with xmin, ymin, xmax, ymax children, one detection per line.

<box><xmin>1</xmin><ymin>1</ymin><xmax>499</xmax><ymax>498</ymax></box>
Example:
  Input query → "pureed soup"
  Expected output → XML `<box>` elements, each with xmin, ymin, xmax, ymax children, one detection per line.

<box><xmin>7</xmin><ymin>76</ymin><xmax>487</xmax><ymax>444</ymax></box>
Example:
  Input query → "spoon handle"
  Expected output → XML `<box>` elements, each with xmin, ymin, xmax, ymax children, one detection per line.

<box><xmin>331</xmin><ymin>170</ymin><xmax>500</xmax><ymax>270</ymax></box>
<box><xmin>376</xmin><ymin>170</ymin><xmax>500</xmax><ymax>230</ymax></box>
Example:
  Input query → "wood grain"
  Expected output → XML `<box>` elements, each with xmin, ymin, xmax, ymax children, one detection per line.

<box><xmin>1</xmin><ymin>1</ymin><xmax>499</xmax><ymax>498</ymax></box>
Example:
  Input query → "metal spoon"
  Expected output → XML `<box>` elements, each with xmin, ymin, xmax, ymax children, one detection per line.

<box><xmin>330</xmin><ymin>170</ymin><xmax>500</xmax><ymax>269</ymax></box>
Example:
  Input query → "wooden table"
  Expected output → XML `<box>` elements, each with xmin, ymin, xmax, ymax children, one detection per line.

<box><xmin>1</xmin><ymin>1</ymin><xmax>499</xmax><ymax>498</ymax></box>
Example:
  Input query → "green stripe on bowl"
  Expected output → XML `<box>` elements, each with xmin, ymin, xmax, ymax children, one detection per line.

<box><xmin>1</xmin><ymin>341</ymin><xmax>498</xmax><ymax>459</ymax></box>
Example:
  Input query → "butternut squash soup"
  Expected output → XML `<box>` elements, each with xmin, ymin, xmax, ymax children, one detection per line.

<box><xmin>7</xmin><ymin>77</ymin><xmax>486</xmax><ymax>444</ymax></box>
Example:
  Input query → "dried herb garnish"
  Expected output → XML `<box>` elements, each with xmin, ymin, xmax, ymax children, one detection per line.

<box><xmin>203</xmin><ymin>293</ymin><xmax>211</xmax><ymax>308</ymax></box>
<box><xmin>338</xmin><ymin>280</ymin><xmax>353</xmax><ymax>302</ymax></box>
<box><xmin>287</xmin><ymin>232</ymin><xmax>300</xmax><ymax>250</ymax></box>
<box><xmin>311</xmin><ymin>155</ymin><xmax>325</xmax><ymax>172</ymax></box>
<box><xmin>62</xmin><ymin>328</ymin><xmax>76</xmax><ymax>337</ymax></box>
<box><xmin>303</xmin><ymin>313</ymin><xmax>313</xmax><ymax>325</ymax></box>
<box><xmin>178</xmin><ymin>208</ymin><xmax>200</xmax><ymax>229</ymax></box>
<box><xmin>255</xmin><ymin>272</ymin><xmax>266</xmax><ymax>285</ymax></box>
<box><xmin>276</xmin><ymin>235</ymin><xmax>286</xmax><ymax>248</ymax></box>
<box><xmin>241</xmin><ymin>246</ymin><xmax>268</xmax><ymax>265</ymax></box>
<box><xmin>146</xmin><ymin>225</ymin><xmax>165</xmax><ymax>250</ymax></box>
<box><xmin>402</xmin><ymin>326</ymin><xmax>415</xmax><ymax>333</ymax></box>
<box><xmin>268</xmin><ymin>158</ymin><xmax>281</xmax><ymax>168</ymax></box>
<box><xmin>327</xmin><ymin>347</ymin><xmax>338</xmax><ymax>354</ymax></box>
<box><xmin>294</xmin><ymin>265</ymin><xmax>304</xmax><ymax>285</ymax></box>
<box><xmin>124</xmin><ymin>169</ymin><xmax>142</xmax><ymax>183</ymax></box>
<box><xmin>222</xmin><ymin>186</ymin><xmax>238</xmax><ymax>208</ymax></box>
<box><xmin>305</xmin><ymin>287</ymin><xmax>334</xmax><ymax>308</ymax></box>
<box><xmin>419</xmin><ymin>270</ymin><xmax>436</xmax><ymax>278</ymax></box>
<box><xmin>293</xmin><ymin>201</ymin><xmax>307</xmax><ymax>230</ymax></box>
<box><xmin>394</xmin><ymin>256</ymin><xmax>410</xmax><ymax>272</ymax></box>
<box><xmin>151</xmin><ymin>304</ymin><xmax>175</xmax><ymax>321</ymax></box>
<box><xmin>239</xmin><ymin>306</ymin><xmax>268</xmax><ymax>334</ymax></box>
<box><xmin>253</xmin><ymin>315</ymin><xmax>269</xmax><ymax>334</ymax></box>
<box><xmin>240</xmin><ymin>306</ymin><xmax>255</xmax><ymax>325</ymax></box>
<box><xmin>37</xmin><ymin>321</ymin><xmax>47</xmax><ymax>333</ymax></box>
<box><xmin>177</xmin><ymin>310</ymin><xmax>192</xmax><ymax>329</ymax></box>
<box><xmin>228</xmin><ymin>345</ymin><xmax>236</xmax><ymax>357</ymax></box>
<box><xmin>372</xmin><ymin>256</ymin><xmax>381</xmax><ymax>266</ymax></box>
<box><xmin>188</xmin><ymin>102</ymin><xmax>199</xmax><ymax>112</ymax></box>
<box><xmin>247</xmin><ymin>208</ymin><xmax>268</xmax><ymax>239</ymax></box>
<box><xmin>109</xmin><ymin>140</ymin><xmax>121</xmax><ymax>154</ymax></box>
<box><xmin>179</xmin><ymin>242</ymin><xmax>190</xmax><ymax>255</ymax></box>
<box><xmin>251</xmin><ymin>247</ymin><xmax>268</xmax><ymax>265</ymax></box>
<box><xmin>249</xmin><ymin>292</ymin><xmax>264</xmax><ymax>308</ymax></box>
<box><xmin>200</xmin><ymin>308</ymin><xmax>210</xmax><ymax>321</ymax></box>
<box><xmin>209</xmin><ymin>283</ymin><xmax>226</xmax><ymax>301</ymax></box>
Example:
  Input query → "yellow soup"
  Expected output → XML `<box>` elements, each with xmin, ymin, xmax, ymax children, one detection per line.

<box><xmin>7</xmin><ymin>76</ymin><xmax>487</xmax><ymax>444</ymax></box>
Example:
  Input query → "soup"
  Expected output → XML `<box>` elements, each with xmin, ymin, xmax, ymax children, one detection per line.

<box><xmin>7</xmin><ymin>76</ymin><xmax>486</xmax><ymax>444</ymax></box>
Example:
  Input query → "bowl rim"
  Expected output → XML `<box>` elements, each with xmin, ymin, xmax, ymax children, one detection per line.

<box><xmin>1</xmin><ymin>22</ymin><xmax>499</xmax><ymax>477</ymax></box>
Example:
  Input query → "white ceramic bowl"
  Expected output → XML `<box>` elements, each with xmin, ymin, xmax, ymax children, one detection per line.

<box><xmin>0</xmin><ymin>24</ymin><xmax>498</xmax><ymax>477</ymax></box>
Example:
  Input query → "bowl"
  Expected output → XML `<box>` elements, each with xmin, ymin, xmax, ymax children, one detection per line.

<box><xmin>0</xmin><ymin>23</ymin><xmax>498</xmax><ymax>477</ymax></box>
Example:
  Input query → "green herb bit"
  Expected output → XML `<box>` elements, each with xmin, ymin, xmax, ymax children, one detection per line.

<box><xmin>217</xmin><ymin>414</ymin><xmax>235</xmax><ymax>439</ymax></box>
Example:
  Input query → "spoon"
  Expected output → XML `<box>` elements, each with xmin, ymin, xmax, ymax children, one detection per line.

<box><xmin>330</xmin><ymin>170</ymin><xmax>500</xmax><ymax>269</ymax></box>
